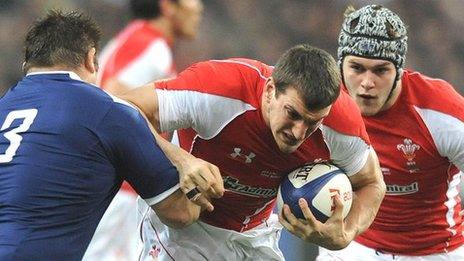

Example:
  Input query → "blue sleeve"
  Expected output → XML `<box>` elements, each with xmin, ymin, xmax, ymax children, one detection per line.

<box><xmin>96</xmin><ymin>98</ymin><xmax>179</xmax><ymax>200</ymax></box>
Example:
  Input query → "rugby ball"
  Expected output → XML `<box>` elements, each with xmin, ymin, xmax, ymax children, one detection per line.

<box><xmin>276</xmin><ymin>163</ymin><xmax>353</xmax><ymax>223</ymax></box>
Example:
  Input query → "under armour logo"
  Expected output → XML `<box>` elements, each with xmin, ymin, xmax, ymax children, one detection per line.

<box><xmin>230</xmin><ymin>147</ymin><xmax>255</xmax><ymax>163</ymax></box>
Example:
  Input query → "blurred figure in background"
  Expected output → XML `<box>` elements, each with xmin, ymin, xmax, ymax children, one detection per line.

<box><xmin>97</xmin><ymin>0</ymin><xmax>203</xmax><ymax>94</ymax></box>
<box><xmin>318</xmin><ymin>5</ymin><xmax>464</xmax><ymax>260</ymax></box>
<box><xmin>83</xmin><ymin>0</ymin><xmax>204</xmax><ymax>260</ymax></box>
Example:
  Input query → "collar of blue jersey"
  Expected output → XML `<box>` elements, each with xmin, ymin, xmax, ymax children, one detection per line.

<box><xmin>26</xmin><ymin>71</ymin><xmax>82</xmax><ymax>81</ymax></box>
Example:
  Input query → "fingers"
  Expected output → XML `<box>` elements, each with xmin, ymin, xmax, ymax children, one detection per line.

<box><xmin>280</xmin><ymin>204</ymin><xmax>308</xmax><ymax>240</ymax></box>
<box><xmin>180</xmin><ymin>160</ymin><xmax>223</xmax><ymax>198</ymax></box>
<box><xmin>298</xmin><ymin>198</ymin><xmax>318</xmax><ymax>226</ymax></box>
<box><xmin>185</xmin><ymin>187</ymin><xmax>201</xmax><ymax>201</ymax></box>
<box><xmin>185</xmin><ymin>187</ymin><xmax>214</xmax><ymax>212</ymax></box>
<box><xmin>207</xmin><ymin>164</ymin><xmax>224</xmax><ymax>197</ymax></box>
<box><xmin>195</xmin><ymin>195</ymin><xmax>214</xmax><ymax>212</ymax></box>
<box><xmin>329</xmin><ymin>194</ymin><xmax>344</xmax><ymax>221</ymax></box>
<box><xmin>278</xmin><ymin>204</ymin><xmax>295</xmax><ymax>233</ymax></box>
<box><xmin>279</xmin><ymin>197</ymin><xmax>349</xmax><ymax>247</ymax></box>
<box><xmin>282</xmin><ymin>203</ymin><xmax>301</xmax><ymax>227</ymax></box>
<box><xmin>177</xmin><ymin>157</ymin><xmax>224</xmax><ymax>213</ymax></box>
<box><xmin>180</xmin><ymin>176</ymin><xmax>198</xmax><ymax>195</ymax></box>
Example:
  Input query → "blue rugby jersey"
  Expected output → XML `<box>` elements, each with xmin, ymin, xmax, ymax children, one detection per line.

<box><xmin>0</xmin><ymin>72</ymin><xmax>179</xmax><ymax>260</ymax></box>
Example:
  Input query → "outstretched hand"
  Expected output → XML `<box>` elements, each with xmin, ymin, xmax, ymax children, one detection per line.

<box><xmin>177</xmin><ymin>154</ymin><xmax>224</xmax><ymax>212</ymax></box>
<box><xmin>278</xmin><ymin>195</ymin><xmax>352</xmax><ymax>250</ymax></box>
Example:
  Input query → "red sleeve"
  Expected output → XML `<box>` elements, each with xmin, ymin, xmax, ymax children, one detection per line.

<box><xmin>324</xmin><ymin>90</ymin><xmax>371</xmax><ymax>144</ymax></box>
<box><xmin>404</xmin><ymin>71</ymin><xmax>464</xmax><ymax>122</ymax></box>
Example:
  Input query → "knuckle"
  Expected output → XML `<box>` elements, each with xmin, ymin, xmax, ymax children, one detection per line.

<box><xmin>205</xmin><ymin>179</ymin><xmax>213</xmax><ymax>187</ymax></box>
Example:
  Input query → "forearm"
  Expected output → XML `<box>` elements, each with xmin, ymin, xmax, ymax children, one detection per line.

<box><xmin>152</xmin><ymin>130</ymin><xmax>192</xmax><ymax>166</ymax></box>
<box><xmin>344</xmin><ymin>178</ymin><xmax>386</xmax><ymax>239</ymax></box>
<box><xmin>154</xmin><ymin>189</ymin><xmax>201</xmax><ymax>228</ymax></box>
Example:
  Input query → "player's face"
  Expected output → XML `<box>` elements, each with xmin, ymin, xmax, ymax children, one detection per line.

<box><xmin>173</xmin><ymin>0</ymin><xmax>204</xmax><ymax>39</ymax></box>
<box><xmin>266</xmin><ymin>82</ymin><xmax>331</xmax><ymax>154</ymax></box>
<box><xmin>342</xmin><ymin>56</ymin><xmax>399</xmax><ymax>116</ymax></box>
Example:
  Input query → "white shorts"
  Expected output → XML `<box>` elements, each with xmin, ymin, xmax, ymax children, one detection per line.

<box><xmin>136</xmin><ymin>197</ymin><xmax>285</xmax><ymax>261</ymax></box>
<box><xmin>317</xmin><ymin>240</ymin><xmax>464</xmax><ymax>261</ymax></box>
<box><xmin>83</xmin><ymin>190</ymin><xmax>138</xmax><ymax>261</ymax></box>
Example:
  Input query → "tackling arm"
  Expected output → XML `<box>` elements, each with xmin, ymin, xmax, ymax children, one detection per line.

<box><xmin>120</xmin><ymin>84</ymin><xmax>224</xmax><ymax>209</ymax></box>
<box><xmin>103</xmin><ymin>78</ymin><xmax>134</xmax><ymax>95</ymax></box>
<box><xmin>152</xmin><ymin>189</ymin><xmax>201</xmax><ymax>228</ymax></box>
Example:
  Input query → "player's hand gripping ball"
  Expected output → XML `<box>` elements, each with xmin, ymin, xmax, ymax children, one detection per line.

<box><xmin>277</xmin><ymin>163</ymin><xmax>353</xmax><ymax>222</ymax></box>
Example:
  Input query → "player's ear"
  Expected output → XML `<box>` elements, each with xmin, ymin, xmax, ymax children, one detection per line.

<box><xmin>265</xmin><ymin>77</ymin><xmax>276</xmax><ymax>101</ymax></box>
<box><xmin>21</xmin><ymin>62</ymin><xmax>27</xmax><ymax>75</ymax></box>
<box><xmin>84</xmin><ymin>47</ymin><xmax>97</xmax><ymax>74</ymax></box>
<box><xmin>160</xmin><ymin>0</ymin><xmax>175</xmax><ymax>17</ymax></box>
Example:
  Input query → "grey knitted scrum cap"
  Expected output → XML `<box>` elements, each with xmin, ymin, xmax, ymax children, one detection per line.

<box><xmin>338</xmin><ymin>5</ymin><xmax>408</xmax><ymax>69</ymax></box>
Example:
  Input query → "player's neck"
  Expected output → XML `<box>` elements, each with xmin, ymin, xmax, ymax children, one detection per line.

<box><xmin>26</xmin><ymin>66</ymin><xmax>95</xmax><ymax>84</ymax></box>
<box><xmin>149</xmin><ymin>18</ymin><xmax>175</xmax><ymax>43</ymax></box>
<box><xmin>27</xmin><ymin>66</ymin><xmax>75</xmax><ymax>74</ymax></box>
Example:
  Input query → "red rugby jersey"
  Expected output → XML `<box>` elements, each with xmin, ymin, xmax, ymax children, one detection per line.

<box><xmin>155</xmin><ymin>59</ymin><xmax>371</xmax><ymax>232</ymax></box>
<box><xmin>355</xmin><ymin>70</ymin><xmax>464</xmax><ymax>255</ymax></box>
<box><xmin>98</xmin><ymin>20</ymin><xmax>176</xmax><ymax>89</ymax></box>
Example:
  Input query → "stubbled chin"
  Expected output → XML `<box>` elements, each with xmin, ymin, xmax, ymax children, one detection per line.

<box><xmin>356</xmin><ymin>100</ymin><xmax>380</xmax><ymax>116</ymax></box>
<box><xmin>277</xmin><ymin>142</ymin><xmax>298</xmax><ymax>154</ymax></box>
<box><xmin>360</xmin><ymin>106</ymin><xmax>381</xmax><ymax>117</ymax></box>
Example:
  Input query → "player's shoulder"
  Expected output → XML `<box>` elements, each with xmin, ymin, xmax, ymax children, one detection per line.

<box><xmin>403</xmin><ymin>70</ymin><xmax>464</xmax><ymax>120</ymax></box>
<box><xmin>323</xmin><ymin>90</ymin><xmax>367</xmax><ymax>137</ymax></box>
<box><xmin>66</xmin><ymin>79</ymin><xmax>111</xmax><ymax>103</ymax></box>
<box><xmin>75</xmin><ymin>85</ymin><xmax>143</xmax><ymax>130</ymax></box>
<box><xmin>57</xmin><ymin>76</ymin><xmax>137</xmax><ymax>119</ymax></box>
<box><xmin>24</xmin><ymin>73</ymin><xmax>110</xmax><ymax>107</ymax></box>
<box><xmin>190</xmin><ymin>58</ymin><xmax>272</xmax><ymax>80</ymax></box>
<box><xmin>213</xmin><ymin>58</ymin><xmax>272</xmax><ymax>75</ymax></box>
<box><xmin>156</xmin><ymin>58</ymin><xmax>271</xmax><ymax>105</ymax></box>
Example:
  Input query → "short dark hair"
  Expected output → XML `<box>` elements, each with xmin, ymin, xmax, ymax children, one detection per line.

<box><xmin>130</xmin><ymin>0</ymin><xmax>179</xmax><ymax>19</ymax></box>
<box><xmin>23</xmin><ymin>10</ymin><xmax>101</xmax><ymax>73</ymax></box>
<box><xmin>272</xmin><ymin>44</ymin><xmax>341</xmax><ymax>111</ymax></box>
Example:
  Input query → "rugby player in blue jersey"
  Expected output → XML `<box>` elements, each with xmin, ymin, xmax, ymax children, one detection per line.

<box><xmin>0</xmin><ymin>10</ymin><xmax>222</xmax><ymax>260</ymax></box>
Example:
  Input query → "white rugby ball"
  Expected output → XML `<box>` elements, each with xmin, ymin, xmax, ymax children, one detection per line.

<box><xmin>277</xmin><ymin>163</ymin><xmax>353</xmax><ymax>222</ymax></box>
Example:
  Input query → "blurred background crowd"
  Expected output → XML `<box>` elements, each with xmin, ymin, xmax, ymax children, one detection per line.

<box><xmin>1</xmin><ymin>0</ymin><xmax>463</xmax><ymax>96</ymax></box>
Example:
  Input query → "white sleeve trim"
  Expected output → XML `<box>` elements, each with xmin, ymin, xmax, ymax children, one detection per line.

<box><xmin>156</xmin><ymin>89</ymin><xmax>256</xmax><ymax>139</ymax></box>
<box><xmin>117</xmin><ymin>39</ymin><xmax>173</xmax><ymax>88</ymax></box>
<box><xmin>414</xmin><ymin>107</ymin><xmax>464</xmax><ymax>171</ymax></box>
<box><xmin>321</xmin><ymin>125</ymin><xmax>371</xmax><ymax>176</ymax></box>
<box><xmin>144</xmin><ymin>183</ymin><xmax>180</xmax><ymax>206</ymax></box>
